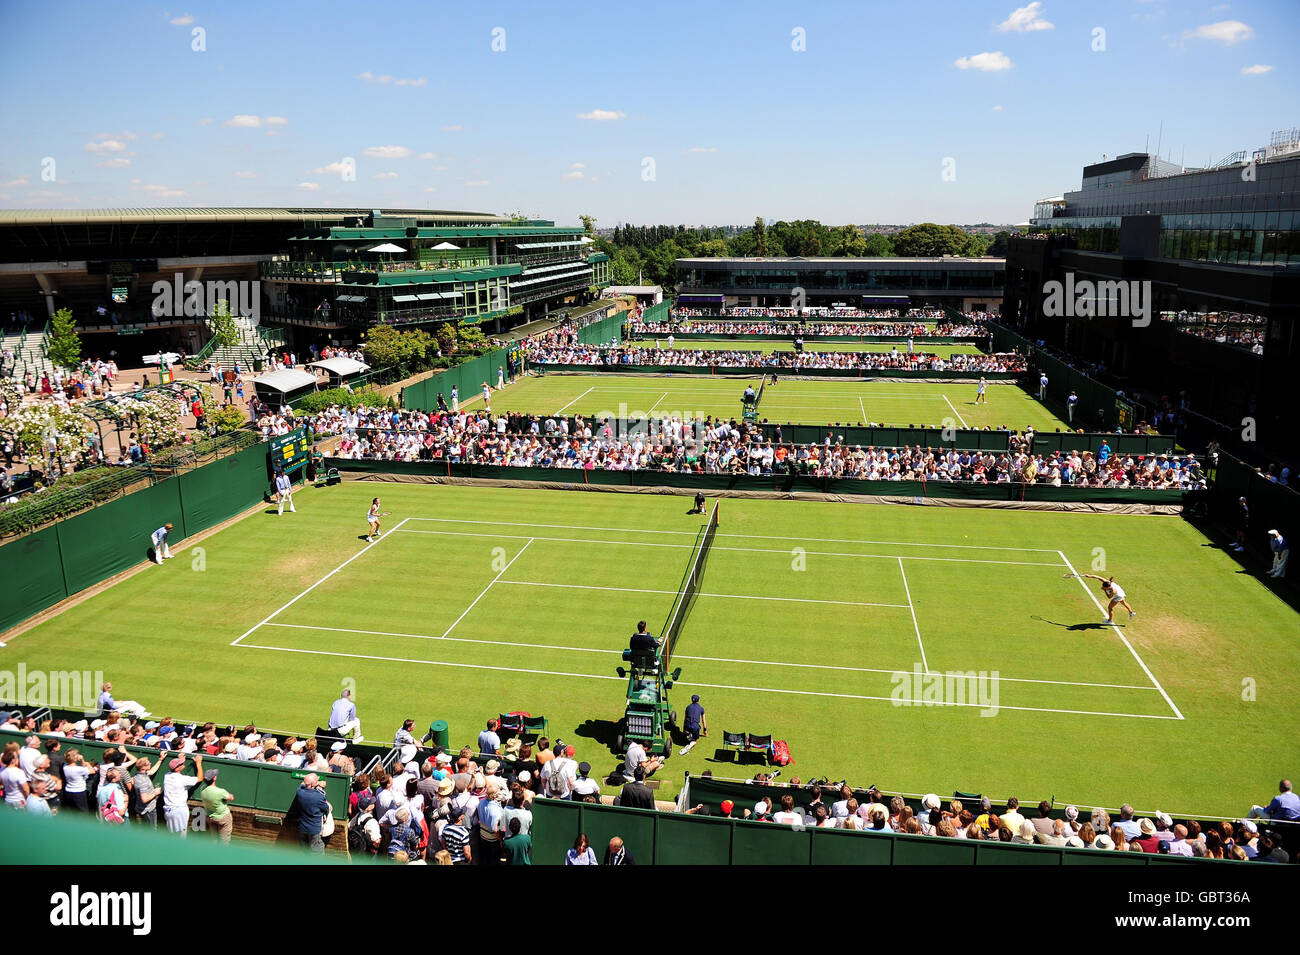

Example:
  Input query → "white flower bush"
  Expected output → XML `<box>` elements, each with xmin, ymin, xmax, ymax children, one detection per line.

<box><xmin>102</xmin><ymin>389</ymin><xmax>187</xmax><ymax>450</ymax></box>
<box><xmin>8</xmin><ymin>401</ymin><xmax>97</xmax><ymax>470</ymax></box>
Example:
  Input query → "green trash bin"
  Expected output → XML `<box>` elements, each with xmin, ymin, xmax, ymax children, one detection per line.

<box><xmin>426</xmin><ymin>720</ymin><xmax>449</xmax><ymax>749</ymax></box>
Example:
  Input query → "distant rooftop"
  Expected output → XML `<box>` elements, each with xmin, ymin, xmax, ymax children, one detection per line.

<box><xmin>0</xmin><ymin>207</ymin><xmax>509</xmax><ymax>225</ymax></box>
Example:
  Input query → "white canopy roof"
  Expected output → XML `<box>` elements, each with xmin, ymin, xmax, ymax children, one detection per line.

<box><xmin>250</xmin><ymin>369</ymin><xmax>317</xmax><ymax>394</ymax></box>
<box><xmin>306</xmin><ymin>357</ymin><xmax>370</xmax><ymax>376</ymax></box>
<box><xmin>367</xmin><ymin>242</ymin><xmax>406</xmax><ymax>253</ymax></box>
<box><xmin>430</xmin><ymin>241</ymin><xmax>460</xmax><ymax>250</ymax></box>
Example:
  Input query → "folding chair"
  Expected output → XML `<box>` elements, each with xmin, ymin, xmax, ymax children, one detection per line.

<box><xmin>723</xmin><ymin>731</ymin><xmax>748</xmax><ymax>761</ymax></box>
<box><xmin>745</xmin><ymin>733</ymin><xmax>773</xmax><ymax>764</ymax></box>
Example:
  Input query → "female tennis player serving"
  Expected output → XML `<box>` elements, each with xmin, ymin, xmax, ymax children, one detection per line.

<box><xmin>1077</xmin><ymin>573</ymin><xmax>1136</xmax><ymax>623</ymax></box>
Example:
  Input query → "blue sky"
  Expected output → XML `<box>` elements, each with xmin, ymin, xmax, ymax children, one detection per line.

<box><xmin>0</xmin><ymin>1</ymin><xmax>1294</xmax><ymax>225</ymax></box>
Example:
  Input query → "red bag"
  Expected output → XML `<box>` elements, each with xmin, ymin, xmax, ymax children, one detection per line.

<box><xmin>771</xmin><ymin>739</ymin><xmax>793</xmax><ymax>766</ymax></box>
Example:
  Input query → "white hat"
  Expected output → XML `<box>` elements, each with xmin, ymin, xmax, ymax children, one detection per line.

<box><xmin>224</xmin><ymin>742</ymin><xmax>238</xmax><ymax>753</ymax></box>
<box><xmin>435</xmin><ymin>752</ymin><xmax>452</xmax><ymax>765</ymax></box>
<box><xmin>922</xmin><ymin>793</ymin><xmax>941</xmax><ymax>811</ymax></box>
<box><xmin>90</xmin><ymin>719</ymin><xmax>106</xmax><ymax>729</ymax></box>
<box><xmin>331</xmin><ymin>741</ymin><xmax>347</xmax><ymax>752</ymax></box>
<box><xmin>290</xmin><ymin>740</ymin><xmax>306</xmax><ymax>753</ymax></box>
<box><xmin>1268</xmin><ymin>529</ymin><xmax>1280</xmax><ymax>536</ymax></box>
<box><xmin>144</xmin><ymin>721</ymin><xmax>160</xmax><ymax>730</ymax></box>
<box><xmin>400</xmin><ymin>744</ymin><xmax>417</xmax><ymax>762</ymax></box>
<box><xmin>244</xmin><ymin>733</ymin><xmax>260</xmax><ymax>744</ymax></box>
<box><xmin>73</xmin><ymin>720</ymin><xmax>89</xmax><ymax>732</ymax></box>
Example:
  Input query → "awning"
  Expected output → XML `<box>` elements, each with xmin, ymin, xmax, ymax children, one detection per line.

<box><xmin>336</xmin><ymin>295</ymin><xmax>368</xmax><ymax>303</ymax></box>
<box><xmin>368</xmin><ymin>243</ymin><xmax>406</xmax><ymax>253</ymax></box>
<box><xmin>306</xmin><ymin>357</ymin><xmax>370</xmax><ymax>377</ymax></box>
<box><xmin>515</xmin><ymin>240</ymin><xmax>585</xmax><ymax>249</ymax></box>
<box><xmin>391</xmin><ymin>294</ymin><xmax>419</xmax><ymax>303</ymax></box>
<box><xmin>511</xmin><ymin>268</ymin><xmax>593</xmax><ymax>288</ymax></box>
<box><xmin>416</xmin><ymin>292</ymin><xmax>443</xmax><ymax>301</ymax></box>
<box><xmin>250</xmin><ymin>369</ymin><xmax>317</xmax><ymax>394</ymax></box>
<box><xmin>430</xmin><ymin>241</ymin><xmax>460</xmax><ymax>250</ymax></box>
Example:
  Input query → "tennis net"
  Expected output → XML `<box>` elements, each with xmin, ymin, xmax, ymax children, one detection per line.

<box><xmin>755</xmin><ymin>375</ymin><xmax>766</xmax><ymax>409</ymax></box>
<box><xmin>660</xmin><ymin>500</ymin><xmax>720</xmax><ymax>668</ymax></box>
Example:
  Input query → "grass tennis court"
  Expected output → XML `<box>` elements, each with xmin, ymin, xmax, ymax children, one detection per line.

<box><xmin>467</xmin><ymin>373</ymin><xmax>1073</xmax><ymax>431</ymax></box>
<box><xmin>627</xmin><ymin>339</ymin><xmax>985</xmax><ymax>358</ymax></box>
<box><xmin>9</xmin><ymin>482</ymin><xmax>1298</xmax><ymax>815</ymax></box>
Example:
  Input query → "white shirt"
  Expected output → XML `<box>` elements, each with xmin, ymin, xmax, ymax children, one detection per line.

<box><xmin>162</xmin><ymin>771</ymin><xmax>200</xmax><ymax>811</ymax></box>
<box><xmin>2</xmin><ymin>766</ymin><xmax>28</xmax><ymax>805</ymax></box>
<box><xmin>19</xmin><ymin>746</ymin><xmax>42</xmax><ymax>779</ymax></box>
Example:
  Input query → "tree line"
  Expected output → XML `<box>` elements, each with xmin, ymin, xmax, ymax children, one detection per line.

<box><xmin>590</xmin><ymin>217</ymin><xmax>1011</xmax><ymax>291</ymax></box>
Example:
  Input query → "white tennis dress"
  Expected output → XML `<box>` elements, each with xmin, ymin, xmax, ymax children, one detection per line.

<box><xmin>1103</xmin><ymin>581</ymin><xmax>1126</xmax><ymax>602</ymax></box>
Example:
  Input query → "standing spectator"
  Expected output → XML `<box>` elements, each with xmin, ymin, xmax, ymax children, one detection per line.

<box><xmin>1067</xmin><ymin>390</ymin><xmax>1079</xmax><ymax>424</ymax></box>
<box><xmin>1038</xmin><ymin>371</ymin><xmax>1049</xmax><ymax>400</ymax></box>
<box><xmin>541</xmin><ymin>744</ymin><xmax>577</xmax><ymax>799</ymax></box>
<box><xmin>295</xmin><ymin>773</ymin><xmax>331</xmax><ymax>853</ymax></box>
<box><xmin>1</xmin><ymin>750</ymin><xmax>29</xmax><ymax>807</ymax></box>
<box><xmin>274</xmin><ymin>469</ymin><xmax>296</xmax><ymax>515</ymax></box>
<box><xmin>1233</xmin><ymin>497</ymin><xmax>1249</xmax><ymax>552</ymax></box>
<box><xmin>163</xmin><ymin>755</ymin><xmax>202</xmax><ymax>835</ymax></box>
<box><xmin>617</xmin><ymin>766</ymin><xmax>655</xmax><ymax>810</ymax></box>
<box><xmin>97</xmin><ymin>769</ymin><xmax>128</xmax><ymax>824</ymax></box>
<box><xmin>1267</xmin><ymin>530</ymin><xmax>1289</xmax><ymax>578</ymax></box>
<box><xmin>503</xmin><ymin>817</ymin><xmax>531</xmax><ymax>865</ymax></box>
<box><xmin>441</xmin><ymin>806</ymin><xmax>472</xmax><ymax>864</ymax></box>
<box><xmin>564</xmin><ymin>833</ymin><xmax>598</xmax><ymax>866</ymax></box>
<box><xmin>201</xmin><ymin>769</ymin><xmax>235</xmax><ymax>843</ymax></box>
<box><xmin>604</xmin><ymin>836</ymin><xmax>636</xmax><ymax>866</ymax></box>
<box><xmin>328</xmin><ymin>688</ymin><xmax>362</xmax><ymax>741</ymax></box>
<box><xmin>131</xmin><ymin>756</ymin><xmax>161</xmax><ymax>826</ymax></box>
<box><xmin>60</xmin><ymin>750</ymin><xmax>93</xmax><ymax>812</ymax></box>
<box><xmin>150</xmin><ymin>523</ymin><xmax>174</xmax><ymax>564</ymax></box>
<box><xmin>25</xmin><ymin>779</ymin><xmax>53</xmax><ymax>816</ymax></box>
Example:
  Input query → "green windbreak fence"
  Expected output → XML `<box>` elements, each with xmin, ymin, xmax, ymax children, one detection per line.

<box><xmin>533</xmin><ymin>364</ymin><xmax>1019</xmax><ymax>381</ymax></box>
<box><xmin>628</xmin><ymin>332</ymin><xmax>984</xmax><ymax>344</ymax></box>
<box><xmin>576</xmin><ymin>310</ymin><xmax>628</xmax><ymax>346</ymax></box>
<box><xmin>0</xmin><ymin>443</ymin><xmax>271</xmax><ymax>632</ymax></box>
<box><xmin>529</xmin><ymin>798</ymin><xmax>1221</xmax><ymax>866</ymax></box>
<box><xmin>401</xmin><ymin>348</ymin><xmax>508</xmax><ymax>411</ymax></box>
<box><xmin>328</xmin><ymin>457</ymin><xmax>1182</xmax><ymax>506</ymax></box>
<box><xmin>0</xmin><ymin>803</ymin><xmax>337</xmax><ymax>865</ymax></box>
<box><xmin>987</xmin><ymin>321</ymin><xmax>1130</xmax><ymax>430</ymax></box>
<box><xmin>0</xmin><ymin>729</ymin><xmax>351</xmax><ymax>815</ymax></box>
<box><xmin>1208</xmin><ymin>451</ymin><xmax>1300</xmax><ymax>550</ymax></box>
<box><xmin>755</xmin><ymin>423</ymin><xmax>1175</xmax><ymax>456</ymax></box>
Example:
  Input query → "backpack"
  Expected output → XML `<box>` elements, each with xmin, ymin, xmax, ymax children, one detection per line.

<box><xmin>771</xmin><ymin>740</ymin><xmax>793</xmax><ymax>767</ymax></box>
<box><xmin>348</xmin><ymin>811</ymin><xmax>375</xmax><ymax>854</ymax></box>
<box><xmin>546</xmin><ymin>759</ymin><xmax>571</xmax><ymax>798</ymax></box>
<box><xmin>99</xmin><ymin>786</ymin><xmax>125</xmax><ymax>824</ymax></box>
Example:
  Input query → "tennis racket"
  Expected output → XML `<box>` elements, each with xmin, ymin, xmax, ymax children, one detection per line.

<box><xmin>379</xmin><ymin>510</ymin><xmax>392</xmax><ymax>517</ymax></box>
<box><xmin>1061</xmin><ymin>572</ymin><xmax>1082</xmax><ymax>580</ymax></box>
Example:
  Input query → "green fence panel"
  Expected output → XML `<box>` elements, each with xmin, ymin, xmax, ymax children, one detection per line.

<box><xmin>1060</xmin><ymin>846</ymin><xmax>1150</xmax><ymax>866</ymax></box>
<box><xmin>653</xmin><ymin>812</ymin><xmax>734</xmax><ymax>865</ymax></box>
<box><xmin>974</xmin><ymin>841</ymin><xmax>1064</xmax><ymax>865</ymax></box>
<box><xmin>578</xmin><ymin>803</ymin><xmax>658</xmax><ymax>864</ymax></box>
<box><xmin>732</xmin><ymin>819</ymin><xmax>813</xmax><ymax>865</ymax></box>
<box><xmin>55</xmin><ymin>479</ymin><xmax>185</xmax><ymax>595</ymax></box>
<box><xmin>809</xmin><ymin>827</ymin><xmax>897</xmax><ymax>865</ymax></box>
<box><xmin>531</xmin><ymin>797</ymin><xmax>582</xmax><ymax>864</ymax></box>
<box><xmin>177</xmin><ymin>444</ymin><xmax>270</xmax><ymax>535</ymax></box>
<box><xmin>892</xmin><ymin>835</ymin><xmax>978</xmax><ymax>865</ymax></box>
<box><xmin>0</xmin><ymin>525</ymin><xmax>67</xmax><ymax>632</ymax></box>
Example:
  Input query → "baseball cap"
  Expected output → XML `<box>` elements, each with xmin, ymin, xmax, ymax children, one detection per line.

<box><xmin>144</xmin><ymin>721</ymin><xmax>160</xmax><ymax>730</ymax></box>
<box><xmin>577</xmin><ymin>761</ymin><xmax>591</xmax><ymax>775</ymax></box>
<box><xmin>203</xmin><ymin>769</ymin><xmax>219</xmax><ymax>782</ymax></box>
<box><xmin>330</xmin><ymin>741</ymin><xmax>347</xmax><ymax>752</ymax></box>
<box><xmin>1240</xmin><ymin>819</ymin><xmax>1258</xmax><ymax>834</ymax></box>
<box><xmin>721</xmin><ymin>799</ymin><xmax>734</xmax><ymax>814</ymax></box>
<box><xmin>691</xmin><ymin>694</ymin><xmax>700</xmax><ymax>702</ymax></box>
<box><xmin>169</xmin><ymin>757</ymin><xmax>185</xmax><ymax>770</ymax></box>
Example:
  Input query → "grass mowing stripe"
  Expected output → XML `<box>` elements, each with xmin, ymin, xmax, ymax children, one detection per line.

<box><xmin>493</xmin><ymin>578</ymin><xmax>910</xmax><ymax>608</ymax></box>
<box><xmin>439</xmin><ymin>538</ymin><xmax>534</xmax><ymax>638</ymax></box>
<box><xmin>897</xmin><ymin>556</ymin><xmax>929</xmax><ymax>673</ymax></box>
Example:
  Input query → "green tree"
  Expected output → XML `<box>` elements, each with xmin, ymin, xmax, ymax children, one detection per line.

<box><xmin>579</xmin><ymin>214</ymin><xmax>597</xmax><ymax>236</ymax></box>
<box><xmin>892</xmin><ymin>223</ymin><xmax>973</xmax><ymax>257</ymax></box>
<box><xmin>751</xmin><ymin>216</ymin><xmax>768</xmax><ymax>255</ymax></box>
<box><xmin>45</xmin><ymin>307</ymin><xmax>82</xmax><ymax>369</ymax></box>
<box><xmin>862</xmin><ymin>232</ymin><xmax>895</xmax><ymax>257</ymax></box>
<box><xmin>208</xmin><ymin>299</ymin><xmax>240</xmax><ymax>347</ymax></box>
<box><xmin>361</xmin><ymin>324</ymin><xmax>433</xmax><ymax>370</ymax></box>
<box><xmin>453</xmin><ymin>323</ymin><xmax>490</xmax><ymax>355</ymax></box>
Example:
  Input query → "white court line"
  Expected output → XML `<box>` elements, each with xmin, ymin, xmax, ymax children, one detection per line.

<box><xmin>898</xmin><ymin>557</ymin><xmax>929</xmax><ymax>673</ymax></box>
<box><xmin>553</xmin><ymin>386</ymin><xmax>595</xmax><ymax>414</ymax></box>
<box><xmin>229</xmin><ymin>517</ymin><xmax>412</xmax><ymax>646</ymax></box>
<box><xmin>859</xmin><ymin>396</ymin><xmax>867</xmax><ymax>421</ymax></box>
<box><xmin>234</xmin><ymin>640</ymin><xmax>1180</xmax><ymax>721</ymax></box>
<box><xmin>439</xmin><ymin>538</ymin><xmax>534</xmax><ymax>637</ymax></box>
<box><xmin>394</xmin><ymin>527</ymin><xmax>1065</xmax><ymax>567</ymax></box>
<box><xmin>405</xmin><ymin>516</ymin><xmax>1065</xmax><ymax>553</ymax></box>
<box><xmin>492</xmin><ymin>578</ymin><xmax>911</xmax><ymax>609</ymax></box>
<box><xmin>260</xmin><ymin>622</ymin><xmax>1161</xmax><ymax>690</ymax></box>
<box><xmin>646</xmin><ymin>391</ymin><xmax>669</xmax><ymax>414</ymax></box>
<box><xmin>1058</xmin><ymin>550</ymin><xmax>1184</xmax><ymax>720</ymax></box>
<box><xmin>942</xmin><ymin>393</ymin><xmax>969</xmax><ymax>429</ymax></box>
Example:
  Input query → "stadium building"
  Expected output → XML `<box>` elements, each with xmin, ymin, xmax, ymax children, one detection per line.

<box><xmin>673</xmin><ymin>256</ymin><xmax>1004</xmax><ymax>313</ymax></box>
<box><xmin>0</xmin><ymin>207</ymin><xmax>611</xmax><ymax>362</ymax></box>
<box><xmin>1002</xmin><ymin>131</ymin><xmax>1300</xmax><ymax>452</ymax></box>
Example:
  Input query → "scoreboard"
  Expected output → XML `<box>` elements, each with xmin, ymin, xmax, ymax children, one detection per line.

<box><xmin>268</xmin><ymin>427</ymin><xmax>310</xmax><ymax>475</ymax></box>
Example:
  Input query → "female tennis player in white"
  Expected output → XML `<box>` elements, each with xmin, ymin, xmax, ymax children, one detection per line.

<box><xmin>1079</xmin><ymin>573</ymin><xmax>1135</xmax><ymax>622</ymax></box>
<box><xmin>366</xmin><ymin>497</ymin><xmax>384</xmax><ymax>542</ymax></box>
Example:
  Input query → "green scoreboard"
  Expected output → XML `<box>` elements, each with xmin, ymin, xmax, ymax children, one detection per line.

<box><xmin>268</xmin><ymin>427</ymin><xmax>310</xmax><ymax>475</ymax></box>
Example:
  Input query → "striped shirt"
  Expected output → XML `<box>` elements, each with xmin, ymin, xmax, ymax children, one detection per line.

<box><xmin>442</xmin><ymin>823</ymin><xmax>471</xmax><ymax>863</ymax></box>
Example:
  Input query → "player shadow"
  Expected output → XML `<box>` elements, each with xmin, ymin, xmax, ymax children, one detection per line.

<box><xmin>1029</xmin><ymin>614</ymin><xmax>1114</xmax><ymax>631</ymax></box>
<box><xmin>573</xmin><ymin>718</ymin><xmax>621</xmax><ymax>754</ymax></box>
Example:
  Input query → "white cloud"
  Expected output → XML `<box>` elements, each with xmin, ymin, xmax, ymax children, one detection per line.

<box><xmin>357</xmin><ymin>71</ymin><xmax>427</xmax><ymax>87</ymax></box>
<box><xmin>151</xmin><ymin>132</ymin><xmax>166</xmax><ymax>141</ymax></box>
<box><xmin>298</xmin><ymin>182</ymin><xmax>322</xmax><ymax>191</ymax></box>
<box><xmin>562</xmin><ymin>170</ymin><xmax>585</xmax><ymax>181</ymax></box>
<box><xmin>373</xmin><ymin>172</ymin><xmax>398</xmax><ymax>180</ymax></box>
<box><xmin>96</xmin><ymin>158</ymin><xmax>132</xmax><ymax>168</ymax></box>
<box><xmin>991</xmin><ymin>105</ymin><xmax>1005</xmax><ymax>111</ymax></box>
<box><xmin>954</xmin><ymin>51</ymin><xmax>1014</xmax><ymax>71</ymax></box>
<box><xmin>578</xmin><ymin>109</ymin><xmax>625</xmax><ymax>121</ymax></box>
<box><xmin>226</xmin><ymin>115</ymin><xmax>289</xmax><ymax>128</ymax></box>
<box><xmin>2</xmin><ymin>178</ymin><xmax>30</xmax><ymax>187</ymax></box>
<box><xmin>1185</xmin><ymin>20</ymin><xmax>1254</xmax><ymax>45</ymax></box>
<box><xmin>997</xmin><ymin>3</ymin><xmax>1053</xmax><ymax>32</ymax></box>
<box><xmin>464</xmin><ymin>179</ymin><xmax>489</xmax><ymax>187</ymax></box>
<box><xmin>685</xmin><ymin>146</ymin><xmax>717</xmax><ymax>153</ymax></box>
<box><xmin>169</xmin><ymin>14</ymin><xmax>194</xmax><ymax>25</ymax></box>
<box><xmin>1240</xmin><ymin>64</ymin><xmax>1274</xmax><ymax>74</ymax></box>
<box><xmin>95</xmin><ymin>131</ymin><xmax>138</xmax><ymax>141</ymax></box>
<box><xmin>418</xmin><ymin>152</ymin><xmax>439</xmax><ymax>160</ymax></box>
<box><xmin>1212</xmin><ymin>4</ymin><xmax>1231</xmax><ymax>11</ymax></box>
<box><xmin>136</xmin><ymin>182</ymin><xmax>186</xmax><ymax>199</ymax></box>
<box><xmin>84</xmin><ymin>139</ymin><xmax>130</xmax><ymax>154</ymax></box>
<box><xmin>308</xmin><ymin>161</ymin><xmax>354</xmax><ymax>176</ymax></box>
<box><xmin>363</xmin><ymin>145</ymin><xmax>412</xmax><ymax>159</ymax></box>
<box><xmin>571</xmin><ymin>162</ymin><xmax>587</xmax><ymax>169</ymax></box>
<box><xmin>232</xmin><ymin>171</ymin><xmax>260</xmax><ymax>179</ymax></box>
<box><xmin>423</xmin><ymin>186</ymin><xmax>437</xmax><ymax>193</ymax></box>
<box><xmin>441</xmin><ymin>125</ymin><xmax>464</xmax><ymax>132</ymax></box>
